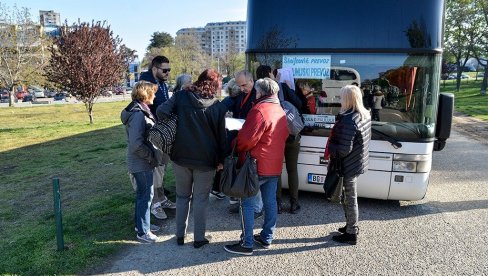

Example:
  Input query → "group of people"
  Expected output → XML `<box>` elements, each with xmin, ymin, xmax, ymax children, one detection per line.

<box><xmin>121</xmin><ymin>55</ymin><xmax>371</xmax><ymax>255</ymax></box>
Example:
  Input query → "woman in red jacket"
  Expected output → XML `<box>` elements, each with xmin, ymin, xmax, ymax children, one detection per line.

<box><xmin>224</xmin><ymin>78</ymin><xmax>289</xmax><ymax>256</ymax></box>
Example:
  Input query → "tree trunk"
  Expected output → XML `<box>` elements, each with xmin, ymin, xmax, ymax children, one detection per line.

<box><xmin>9</xmin><ymin>86</ymin><xmax>15</xmax><ymax>107</ymax></box>
<box><xmin>86</xmin><ymin>102</ymin><xmax>94</xmax><ymax>124</ymax></box>
<box><xmin>455</xmin><ymin>70</ymin><xmax>461</xmax><ymax>92</ymax></box>
<box><xmin>89</xmin><ymin>110</ymin><xmax>94</xmax><ymax>124</ymax></box>
<box><xmin>481</xmin><ymin>69</ymin><xmax>487</xmax><ymax>95</ymax></box>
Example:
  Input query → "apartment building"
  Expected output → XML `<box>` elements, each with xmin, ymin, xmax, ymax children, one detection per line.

<box><xmin>176</xmin><ymin>21</ymin><xmax>246</xmax><ymax>57</ymax></box>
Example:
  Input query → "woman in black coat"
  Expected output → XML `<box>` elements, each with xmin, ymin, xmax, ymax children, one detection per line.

<box><xmin>325</xmin><ymin>85</ymin><xmax>371</xmax><ymax>245</ymax></box>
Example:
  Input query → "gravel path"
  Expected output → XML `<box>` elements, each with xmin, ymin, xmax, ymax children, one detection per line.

<box><xmin>93</xmin><ymin>113</ymin><xmax>488</xmax><ymax>276</ymax></box>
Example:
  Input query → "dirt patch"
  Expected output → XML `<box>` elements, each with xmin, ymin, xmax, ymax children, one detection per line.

<box><xmin>452</xmin><ymin>112</ymin><xmax>488</xmax><ymax>145</ymax></box>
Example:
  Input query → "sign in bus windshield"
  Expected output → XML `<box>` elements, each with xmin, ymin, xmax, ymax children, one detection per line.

<box><xmin>282</xmin><ymin>55</ymin><xmax>331</xmax><ymax>79</ymax></box>
<box><xmin>303</xmin><ymin>114</ymin><xmax>336</xmax><ymax>129</ymax></box>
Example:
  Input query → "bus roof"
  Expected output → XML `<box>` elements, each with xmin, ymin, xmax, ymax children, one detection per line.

<box><xmin>247</xmin><ymin>0</ymin><xmax>444</xmax><ymax>54</ymax></box>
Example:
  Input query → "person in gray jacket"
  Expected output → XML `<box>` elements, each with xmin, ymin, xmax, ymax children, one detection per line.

<box><xmin>325</xmin><ymin>85</ymin><xmax>371</xmax><ymax>245</ymax></box>
<box><xmin>157</xmin><ymin>69</ymin><xmax>227</xmax><ymax>249</ymax></box>
<box><xmin>121</xmin><ymin>81</ymin><xmax>164</xmax><ymax>243</ymax></box>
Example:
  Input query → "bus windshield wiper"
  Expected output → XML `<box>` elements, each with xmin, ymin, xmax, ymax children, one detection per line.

<box><xmin>372</xmin><ymin>128</ymin><xmax>403</xmax><ymax>149</ymax></box>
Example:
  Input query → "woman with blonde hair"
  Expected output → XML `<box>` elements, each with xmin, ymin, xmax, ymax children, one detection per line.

<box><xmin>121</xmin><ymin>80</ymin><xmax>164</xmax><ymax>243</ymax></box>
<box><xmin>324</xmin><ymin>85</ymin><xmax>371</xmax><ymax>245</ymax></box>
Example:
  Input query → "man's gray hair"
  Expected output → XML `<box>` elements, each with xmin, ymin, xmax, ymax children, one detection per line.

<box><xmin>234</xmin><ymin>70</ymin><xmax>253</xmax><ymax>82</ymax></box>
<box><xmin>255</xmin><ymin>78</ymin><xmax>279</xmax><ymax>96</ymax></box>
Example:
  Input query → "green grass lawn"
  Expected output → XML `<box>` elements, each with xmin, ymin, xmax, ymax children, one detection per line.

<box><xmin>0</xmin><ymin>101</ymin><xmax>175</xmax><ymax>274</ymax></box>
<box><xmin>440</xmin><ymin>78</ymin><xmax>488</xmax><ymax>121</ymax></box>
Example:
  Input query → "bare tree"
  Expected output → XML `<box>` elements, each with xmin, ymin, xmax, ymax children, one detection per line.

<box><xmin>46</xmin><ymin>21</ymin><xmax>125</xmax><ymax>123</ymax></box>
<box><xmin>0</xmin><ymin>3</ymin><xmax>49</xmax><ymax>106</ymax></box>
<box><xmin>174</xmin><ymin>35</ymin><xmax>207</xmax><ymax>76</ymax></box>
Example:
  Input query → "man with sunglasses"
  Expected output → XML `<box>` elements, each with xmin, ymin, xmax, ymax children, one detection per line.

<box><xmin>139</xmin><ymin>55</ymin><xmax>176</xmax><ymax>221</ymax></box>
<box><xmin>140</xmin><ymin>56</ymin><xmax>172</xmax><ymax>117</ymax></box>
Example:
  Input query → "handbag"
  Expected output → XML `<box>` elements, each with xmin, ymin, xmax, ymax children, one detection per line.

<box><xmin>220</xmin><ymin>146</ymin><xmax>260</xmax><ymax>198</ymax></box>
<box><xmin>147</xmin><ymin>113</ymin><xmax>178</xmax><ymax>155</ymax></box>
<box><xmin>323</xmin><ymin>158</ymin><xmax>344</xmax><ymax>203</ymax></box>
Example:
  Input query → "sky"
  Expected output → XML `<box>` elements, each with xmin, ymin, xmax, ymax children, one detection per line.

<box><xmin>2</xmin><ymin>0</ymin><xmax>247</xmax><ymax>59</ymax></box>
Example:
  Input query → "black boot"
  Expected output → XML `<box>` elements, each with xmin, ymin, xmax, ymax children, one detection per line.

<box><xmin>338</xmin><ymin>225</ymin><xmax>359</xmax><ymax>234</ymax></box>
<box><xmin>332</xmin><ymin>233</ymin><xmax>357</xmax><ymax>245</ymax></box>
<box><xmin>289</xmin><ymin>198</ymin><xmax>301</xmax><ymax>214</ymax></box>
<box><xmin>277</xmin><ymin>198</ymin><xmax>283</xmax><ymax>214</ymax></box>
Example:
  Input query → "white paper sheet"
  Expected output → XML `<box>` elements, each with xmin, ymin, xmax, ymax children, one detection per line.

<box><xmin>278</xmin><ymin>68</ymin><xmax>295</xmax><ymax>90</ymax></box>
<box><xmin>225</xmin><ymin>118</ymin><xmax>245</xmax><ymax>130</ymax></box>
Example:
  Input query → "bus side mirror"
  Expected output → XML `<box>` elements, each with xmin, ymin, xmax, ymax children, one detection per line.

<box><xmin>434</xmin><ymin>93</ymin><xmax>454</xmax><ymax>151</ymax></box>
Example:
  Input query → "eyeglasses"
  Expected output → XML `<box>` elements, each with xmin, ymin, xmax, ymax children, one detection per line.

<box><xmin>156</xmin><ymin>67</ymin><xmax>171</xmax><ymax>73</ymax></box>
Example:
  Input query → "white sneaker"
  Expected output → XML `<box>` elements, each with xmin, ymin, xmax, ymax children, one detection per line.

<box><xmin>151</xmin><ymin>203</ymin><xmax>168</xmax><ymax>219</ymax></box>
<box><xmin>160</xmin><ymin>199</ymin><xmax>176</xmax><ymax>209</ymax></box>
<box><xmin>137</xmin><ymin>231</ymin><xmax>158</xmax><ymax>243</ymax></box>
<box><xmin>229</xmin><ymin>197</ymin><xmax>239</xmax><ymax>205</ymax></box>
<box><xmin>135</xmin><ymin>224</ymin><xmax>161</xmax><ymax>232</ymax></box>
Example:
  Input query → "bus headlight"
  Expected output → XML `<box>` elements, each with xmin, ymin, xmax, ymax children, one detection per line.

<box><xmin>392</xmin><ymin>161</ymin><xmax>416</xmax><ymax>172</ymax></box>
<box><xmin>393</xmin><ymin>154</ymin><xmax>431</xmax><ymax>173</ymax></box>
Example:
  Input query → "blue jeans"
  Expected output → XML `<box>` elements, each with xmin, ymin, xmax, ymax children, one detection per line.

<box><xmin>132</xmin><ymin>170</ymin><xmax>154</xmax><ymax>236</ymax></box>
<box><xmin>240</xmin><ymin>176</ymin><xmax>278</xmax><ymax>248</ymax></box>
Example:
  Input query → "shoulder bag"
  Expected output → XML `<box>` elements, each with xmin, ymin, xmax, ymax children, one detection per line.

<box><xmin>220</xmin><ymin>146</ymin><xmax>260</xmax><ymax>198</ymax></box>
<box><xmin>323</xmin><ymin>158</ymin><xmax>343</xmax><ymax>203</ymax></box>
<box><xmin>147</xmin><ymin>113</ymin><xmax>178</xmax><ymax>155</ymax></box>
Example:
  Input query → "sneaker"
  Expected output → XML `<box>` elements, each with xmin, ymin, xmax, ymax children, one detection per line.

<box><xmin>332</xmin><ymin>233</ymin><xmax>357</xmax><ymax>245</ymax></box>
<box><xmin>151</xmin><ymin>203</ymin><xmax>168</xmax><ymax>220</ymax></box>
<box><xmin>160</xmin><ymin>198</ymin><xmax>176</xmax><ymax>209</ymax></box>
<box><xmin>137</xmin><ymin>231</ymin><xmax>158</xmax><ymax>243</ymax></box>
<box><xmin>210</xmin><ymin>190</ymin><xmax>226</xmax><ymax>200</ymax></box>
<box><xmin>229</xmin><ymin>197</ymin><xmax>239</xmax><ymax>205</ymax></box>
<box><xmin>253</xmin><ymin>234</ymin><xmax>271</xmax><ymax>249</ymax></box>
<box><xmin>134</xmin><ymin>224</ymin><xmax>161</xmax><ymax>232</ymax></box>
<box><xmin>224</xmin><ymin>242</ymin><xmax>253</xmax><ymax>256</ymax></box>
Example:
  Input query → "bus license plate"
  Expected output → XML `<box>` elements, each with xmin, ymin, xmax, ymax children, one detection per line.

<box><xmin>308</xmin><ymin>173</ymin><xmax>326</xmax><ymax>185</ymax></box>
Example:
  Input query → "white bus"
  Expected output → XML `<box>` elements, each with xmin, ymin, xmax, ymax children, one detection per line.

<box><xmin>246</xmin><ymin>0</ymin><xmax>453</xmax><ymax>200</ymax></box>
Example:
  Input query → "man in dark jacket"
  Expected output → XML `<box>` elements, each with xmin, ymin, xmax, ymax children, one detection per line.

<box><xmin>226</xmin><ymin>70</ymin><xmax>264</xmax><ymax>217</ymax></box>
<box><xmin>138</xmin><ymin>55</ymin><xmax>175</xmax><ymax>220</ymax></box>
<box><xmin>139</xmin><ymin>56</ymin><xmax>171</xmax><ymax>118</ymax></box>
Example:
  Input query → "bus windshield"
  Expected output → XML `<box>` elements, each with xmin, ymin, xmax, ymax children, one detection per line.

<box><xmin>248</xmin><ymin>52</ymin><xmax>441</xmax><ymax>141</ymax></box>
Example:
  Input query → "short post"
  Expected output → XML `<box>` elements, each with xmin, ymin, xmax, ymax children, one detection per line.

<box><xmin>52</xmin><ymin>178</ymin><xmax>65</xmax><ymax>251</ymax></box>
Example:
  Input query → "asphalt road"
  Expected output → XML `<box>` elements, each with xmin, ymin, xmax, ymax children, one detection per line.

<box><xmin>95</xmin><ymin>126</ymin><xmax>488</xmax><ymax>276</ymax></box>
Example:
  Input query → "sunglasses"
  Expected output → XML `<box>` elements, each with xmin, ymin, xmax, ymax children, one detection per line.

<box><xmin>156</xmin><ymin>67</ymin><xmax>171</xmax><ymax>73</ymax></box>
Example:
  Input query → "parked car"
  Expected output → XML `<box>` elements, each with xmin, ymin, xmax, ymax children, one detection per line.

<box><xmin>448</xmin><ymin>73</ymin><xmax>470</xmax><ymax>79</ymax></box>
<box><xmin>16</xmin><ymin>91</ymin><xmax>28</xmax><ymax>100</ymax></box>
<box><xmin>28</xmin><ymin>86</ymin><xmax>45</xmax><ymax>98</ymax></box>
<box><xmin>0</xmin><ymin>90</ymin><xmax>9</xmax><ymax>103</ymax></box>
<box><xmin>53</xmin><ymin>93</ymin><xmax>67</xmax><ymax>101</ymax></box>
<box><xmin>477</xmin><ymin>72</ymin><xmax>485</xmax><ymax>78</ymax></box>
<box><xmin>22</xmin><ymin>94</ymin><xmax>34</xmax><ymax>102</ymax></box>
<box><xmin>45</xmin><ymin>90</ymin><xmax>57</xmax><ymax>98</ymax></box>
<box><xmin>114</xmin><ymin>86</ymin><xmax>125</xmax><ymax>95</ymax></box>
